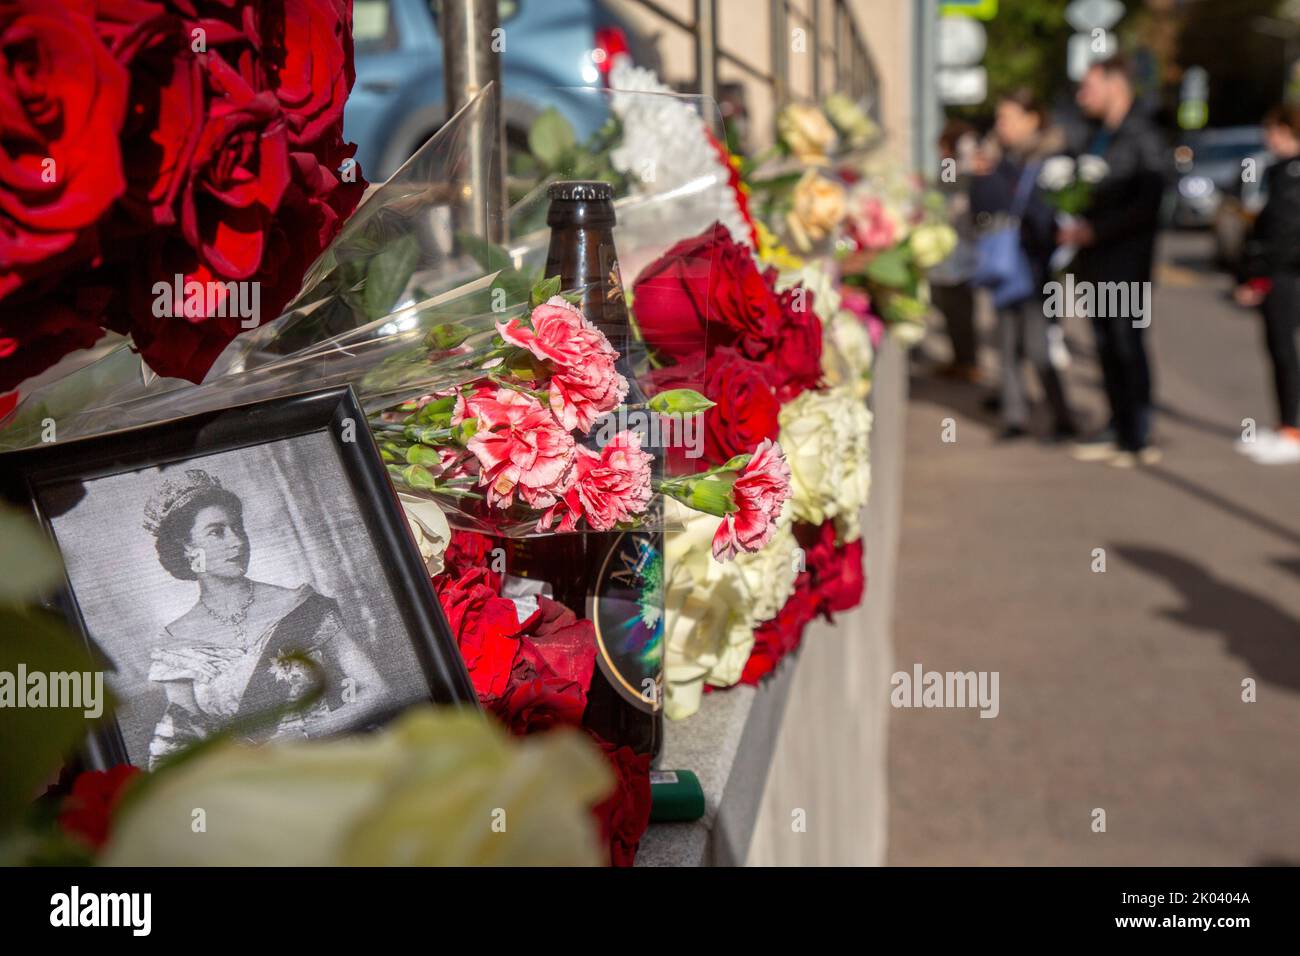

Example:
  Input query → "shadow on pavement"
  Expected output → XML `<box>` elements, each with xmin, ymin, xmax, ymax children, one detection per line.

<box><xmin>1139</xmin><ymin>466</ymin><xmax>1300</xmax><ymax>549</ymax></box>
<box><xmin>1113</xmin><ymin>544</ymin><xmax>1300</xmax><ymax>694</ymax></box>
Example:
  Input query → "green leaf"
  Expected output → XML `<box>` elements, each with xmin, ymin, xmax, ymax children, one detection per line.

<box><xmin>0</xmin><ymin>507</ymin><xmax>63</xmax><ymax>602</ymax></box>
<box><xmin>453</xmin><ymin>419</ymin><xmax>479</xmax><ymax>446</ymax></box>
<box><xmin>405</xmin><ymin>444</ymin><xmax>443</xmax><ymax>467</ymax></box>
<box><xmin>0</xmin><ymin>608</ymin><xmax>112</xmax><ymax>831</ymax></box>
<box><xmin>417</xmin><ymin>396</ymin><xmax>456</xmax><ymax>424</ymax></box>
<box><xmin>402</xmin><ymin>464</ymin><xmax>438</xmax><ymax>491</ymax></box>
<box><xmin>529</xmin><ymin>107</ymin><xmax>576</xmax><ymax>168</ymax></box>
<box><xmin>529</xmin><ymin>274</ymin><xmax>563</xmax><ymax>308</ymax></box>
<box><xmin>425</xmin><ymin>323</ymin><xmax>472</xmax><ymax>352</ymax></box>
<box><xmin>362</xmin><ymin>232</ymin><xmax>421</xmax><ymax>319</ymax></box>
<box><xmin>863</xmin><ymin>246</ymin><xmax>914</xmax><ymax>290</ymax></box>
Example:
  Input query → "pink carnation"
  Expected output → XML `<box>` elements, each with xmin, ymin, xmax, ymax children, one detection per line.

<box><xmin>849</xmin><ymin>197</ymin><xmax>898</xmax><ymax>252</ymax></box>
<box><xmin>462</xmin><ymin>387</ymin><xmax>576</xmax><ymax>509</ymax></box>
<box><xmin>541</xmin><ymin>430</ymin><xmax>654</xmax><ymax>533</ymax></box>
<box><xmin>498</xmin><ymin>296</ymin><xmax>628</xmax><ymax>433</ymax></box>
<box><xmin>711</xmin><ymin>438</ymin><xmax>792</xmax><ymax>561</ymax></box>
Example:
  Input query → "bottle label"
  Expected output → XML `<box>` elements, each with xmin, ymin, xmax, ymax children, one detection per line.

<box><xmin>588</xmin><ymin>531</ymin><xmax>663</xmax><ymax>713</ymax></box>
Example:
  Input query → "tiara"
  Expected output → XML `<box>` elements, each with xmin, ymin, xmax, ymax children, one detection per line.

<box><xmin>142</xmin><ymin>469</ymin><xmax>225</xmax><ymax>536</ymax></box>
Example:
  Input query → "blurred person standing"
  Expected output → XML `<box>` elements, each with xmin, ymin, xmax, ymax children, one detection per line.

<box><xmin>1062</xmin><ymin>56</ymin><xmax>1167</xmax><ymax>468</ymax></box>
<box><xmin>970</xmin><ymin>90</ymin><xmax>1079</xmax><ymax>441</ymax></box>
<box><xmin>1234</xmin><ymin>105</ymin><xmax>1300</xmax><ymax>465</ymax></box>
<box><xmin>931</xmin><ymin>119</ymin><xmax>983</xmax><ymax>383</ymax></box>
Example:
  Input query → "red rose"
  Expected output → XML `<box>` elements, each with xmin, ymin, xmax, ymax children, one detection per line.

<box><xmin>765</xmin><ymin>272</ymin><xmax>824</xmax><ymax>400</ymax></box>
<box><xmin>259</xmin><ymin>0</ymin><xmax>354</xmax><ymax>150</ymax></box>
<box><xmin>442</xmin><ymin>529</ymin><xmax>502</xmax><ymax>586</ymax></box>
<box><xmin>591</xmin><ymin>740</ymin><xmax>652</xmax><ymax>867</ymax></box>
<box><xmin>702</xmin><ymin>349</ymin><xmax>781</xmax><ymax>464</ymax></box>
<box><xmin>0</xmin><ymin>0</ymin><xmax>128</xmax><ymax>290</ymax></box>
<box><xmin>58</xmin><ymin>764</ymin><xmax>141</xmax><ymax>850</ymax></box>
<box><xmin>491</xmin><ymin>676</ymin><xmax>587</xmax><ymax>737</ymax></box>
<box><xmin>798</xmin><ymin>520</ymin><xmax>865</xmax><ymax>617</ymax></box>
<box><xmin>631</xmin><ymin>222</ymin><xmax>780</xmax><ymax>362</ymax></box>
<box><xmin>513</xmin><ymin>595</ymin><xmax>598</xmax><ymax>693</ymax></box>
<box><xmin>0</xmin><ymin>281</ymin><xmax>110</xmax><ymax>393</ymax></box>
<box><xmin>179</xmin><ymin>50</ymin><xmax>290</xmax><ymax>280</ymax></box>
<box><xmin>95</xmin><ymin>1</ymin><xmax>204</xmax><ymax>229</ymax></box>
<box><xmin>741</xmin><ymin>575</ymin><xmax>818</xmax><ymax>684</ymax></box>
<box><xmin>647</xmin><ymin>350</ymin><xmax>780</xmax><ymax>469</ymax></box>
<box><xmin>435</xmin><ymin>566</ymin><xmax>524</xmax><ymax>701</ymax></box>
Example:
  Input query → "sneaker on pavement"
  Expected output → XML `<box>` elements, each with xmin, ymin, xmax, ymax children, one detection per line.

<box><xmin>1107</xmin><ymin>451</ymin><xmax>1139</xmax><ymax>469</ymax></box>
<box><xmin>1071</xmin><ymin>435</ymin><xmax>1119</xmax><ymax>462</ymax></box>
<box><xmin>1236</xmin><ymin>429</ymin><xmax>1281</xmax><ymax>455</ymax></box>
<box><xmin>1246</xmin><ymin>435</ymin><xmax>1300</xmax><ymax>464</ymax></box>
<box><xmin>1138</xmin><ymin>446</ymin><xmax>1163</xmax><ymax>466</ymax></box>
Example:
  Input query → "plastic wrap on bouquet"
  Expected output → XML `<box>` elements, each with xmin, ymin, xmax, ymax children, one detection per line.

<box><xmin>0</xmin><ymin>84</ymin><xmax>733</xmax><ymax>540</ymax></box>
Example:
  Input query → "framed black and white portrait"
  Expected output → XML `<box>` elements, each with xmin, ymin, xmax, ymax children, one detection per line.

<box><xmin>0</xmin><ymin>386</ymin><xmax>475</xmax><ymax>769</ymax></box>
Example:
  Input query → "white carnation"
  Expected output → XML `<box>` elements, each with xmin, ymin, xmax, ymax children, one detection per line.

<box><xmin>608</xmin><ymin>61</ymin><xmax>753</xmax><ymax>248</ymax></box>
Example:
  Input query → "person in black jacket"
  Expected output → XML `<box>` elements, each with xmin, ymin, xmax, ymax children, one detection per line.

<box><xmin>970</xmin><ymin>90</ymin><xmax>1078</xmax><ymax>440</ymax></box>
<box><xmin>1234</xmin><ymin>104</ymin><xmax>1300</xmax><ymax>465</ymax></box>
<box><xmin>1061</xmin><ymin>55</ymin><xmax>1168</xmax><ymax>468</ymax></box>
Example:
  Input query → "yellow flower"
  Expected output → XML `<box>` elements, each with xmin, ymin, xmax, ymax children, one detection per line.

<box><xmin>101</xmin><ymin>708</ymin><xmax>612</xmax><ymax>866</ymax></box>
<box><xmin>756</xmin><ymin>221</ymin><xmax>803</xmax><ymax>271</ymax></box>
<box><xmin>777</xmin><ymin>103</ymin><xmax>838</xmax><ymax>166</ymax></box>
<box><xmin>785</xmin><ymin>170</ymin><xmax>847</xmax><ymax>253</ymax></box>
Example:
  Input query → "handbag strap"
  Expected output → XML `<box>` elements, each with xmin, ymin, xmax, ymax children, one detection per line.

<box><xmin>1009</xmin><ymin>160</ymin><xmax>1042</xmax><ymax>220</ymax></box>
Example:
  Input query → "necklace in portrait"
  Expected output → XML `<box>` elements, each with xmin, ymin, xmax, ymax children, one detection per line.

<box><xmin>201</xmin><ymin>580</ymin><xmax>255</xmax><ymax>643</ymax></box>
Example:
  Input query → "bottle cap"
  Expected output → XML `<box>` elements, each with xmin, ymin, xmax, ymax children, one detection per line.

<box><xmin>547</xmin><ymin>180</ymin><xmax>614</xmax><ymax>202</ymax></box>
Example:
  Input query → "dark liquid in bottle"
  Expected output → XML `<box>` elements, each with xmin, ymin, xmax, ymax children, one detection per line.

<box><xmin>503</xmin><ymin>181</ymin><xmax>664</xmax><ymax>757</ymax></box>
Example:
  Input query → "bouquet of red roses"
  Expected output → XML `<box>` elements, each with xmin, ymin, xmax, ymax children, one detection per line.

<box><xmin>0</xmin><ymin>0</ymin><xmax>365</xmax><ymax>392</ymax></box>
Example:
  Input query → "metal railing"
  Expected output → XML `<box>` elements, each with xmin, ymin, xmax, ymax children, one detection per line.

<box><xmin>631</xmin><ymin>0</ymin><xmax>881</xmax><ymax>119</ymax></box>
<box><xmin>436</xmin><ymin>0</ymin><xmax>883</xmax><ymax>237</ymax></box>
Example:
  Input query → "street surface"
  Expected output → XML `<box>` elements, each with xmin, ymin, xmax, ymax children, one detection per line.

<box><xmin>888</xmin><ymin>231</ymin><xmax>1300</xmax><ymax>865</ymax></box>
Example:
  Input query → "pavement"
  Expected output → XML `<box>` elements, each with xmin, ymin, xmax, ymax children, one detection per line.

<box><xmin>886</xmin><ymin>231</ymin><xmax>1300</xmax><ymax>866</ymax></box>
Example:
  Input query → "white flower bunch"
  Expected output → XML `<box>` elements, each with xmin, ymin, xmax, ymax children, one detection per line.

<box><xmin>778</xmin><ymin>386</ymin><xmax>873</xmax><ymax>541</ymax></box>
<box><xmin>662</xmin><ymin>501</ymin><xmax>799</xmax><ymax>720</ymax></box>
<box><xmin>607</xmin><ymin>60</ymin><xmax>753</xmax><ymax>248</ymax></box>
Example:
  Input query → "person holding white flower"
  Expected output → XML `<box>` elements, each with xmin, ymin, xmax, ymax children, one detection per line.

<box><xmin>1064</xmin><ymin>55</ymin><xmax>1168</xmax><ymax>468</ymax></box>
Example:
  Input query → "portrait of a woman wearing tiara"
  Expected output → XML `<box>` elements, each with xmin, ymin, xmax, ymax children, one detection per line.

<box><xmin>141</xmin><ymin>468</ymin><xmax>388</xmax><ymax>768</ymax></box>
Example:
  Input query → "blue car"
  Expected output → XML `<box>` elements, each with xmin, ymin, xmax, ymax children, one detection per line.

<box><xmin>346</xmin><ymin>0</ymin><xmax>661</xmax><ymax>182</ymax></box>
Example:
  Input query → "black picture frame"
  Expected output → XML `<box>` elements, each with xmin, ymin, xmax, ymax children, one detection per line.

<box><xmin>0</xmin><ymin>385</ymin><xmax>477</xmax><ymax>769</ymax></box>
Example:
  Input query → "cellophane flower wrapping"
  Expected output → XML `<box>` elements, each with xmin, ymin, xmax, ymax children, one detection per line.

<box><xmin>0</xmin><ymin>84</ymin><xmax>729</xmax><ymax>540</ymax></box>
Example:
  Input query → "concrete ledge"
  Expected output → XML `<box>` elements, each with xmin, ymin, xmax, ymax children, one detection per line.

<box><xmin>637</xmin><ymin>339</ymin><xmax>909</xmax><ymax>866</ymax></box>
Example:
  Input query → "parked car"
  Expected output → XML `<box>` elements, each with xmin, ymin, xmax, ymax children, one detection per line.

<box><xmin>1168</xmin><ymin>126</ymin><xmax>1265</xmax><ymax>228</ymax></box>
<box><xmin>345</xmin><ymin>0</ymin><xmax>660</xmax><ymax>183</ymax></box>
<box><xmin>1212</xmin><ymin>150</ymin><xmax>1273</xmax><ymax>272</ymax></box>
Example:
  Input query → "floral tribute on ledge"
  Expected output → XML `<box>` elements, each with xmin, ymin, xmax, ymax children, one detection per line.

<box><xmin>0</xmin><ymin>18</ymin><xmax>954</xmax><ymax>868</ymax></box>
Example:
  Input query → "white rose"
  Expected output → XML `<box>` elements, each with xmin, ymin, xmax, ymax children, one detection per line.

<box><xmin>889</xmin><ymin>317</ymin><xmax>927</xmax><ymax>349</ymax></box>
<box><xmin>778</xmin><ymin>387</ymin><xmax>874</xmax><ymax>538</ymax></box>
<box><xmin>909</xmin><ymin>223</ymin><xmax>958</xmax><ymax>270</ymax></box>
<box><xmin>776</xmin><ymin>260</ymin><xmax>841</xmax><ymax>321</ymax></box>
<box><xmin>1076</xmin><ymin>154</ymin><xmax>1109</xmax><ymax>184</ymax></box>
<box><xmin>662</xmin><ymin>502</ymin><xmax>799</xmax><ymax>720</ymax></box>
<box><xmin>1038</xmin><ymin>155</ymin><xmax>1076</xmax><ymax>192</ymax></box>
<box><xmin>103</xmin><ymin>710</ymin><xmax>611</xmax><ymax>866</ymax></box>
<box><xmin>400</xmin><ymin>495</ymin><xmax>450</xmax><ymax>576</ymax></box>
<box><xmin>822</xmin><ymin>308</ymin><xmax>874</xmax><ymax>399</ymax></box>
